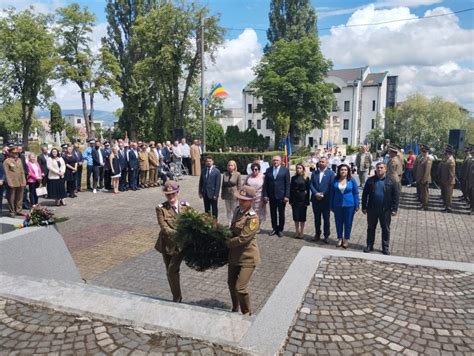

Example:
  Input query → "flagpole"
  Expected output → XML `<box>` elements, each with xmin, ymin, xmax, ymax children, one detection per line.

<box><xmin>200</xmin><ymin>16</ymin><xmax>206</xmax><ymax>152</ymax></box>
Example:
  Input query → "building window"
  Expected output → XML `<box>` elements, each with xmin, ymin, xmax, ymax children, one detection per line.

<box><xmin>371</xmin><ymin>119</ymin><xmax>375</xmax><ymax>129</ymax></box>
<box><xmin>247</xmin><ymin>120</ymin><xmax>252</xmax><ymax>129</ymax></box>
<box><xmin>308</xmin><ymin>137</ymin><xmax>314</xmax><ymax>147</ymax></box>
<box><xmin>247</xmin><ymin>104</ymin><xmax>253</xmax><ymax>113</ymax></box>
<box><xmin>266</xmin><ymin>119</ymin><xmax>271</xmax><ymax>129</ymax></box>
<box><xmin>319</xmin><ymin>137</ymin><xmax>322</xmax><ymax>145</ymax></box>
<box><xmin>372</xmin><ymin>100</ymin><xmax>376</xmax><ymax>111</ymax></box>
<box><xmin>332</xmin><ymin>101</ymin><xmax>338</xmax><ymax>112</ymax></box>
<box><xmin>333</xmin><ymin>87</ymin><xmax>341</xmax><ymax>93</ymax></box>
<box><xmin>343</xmin><ymin>119</ymin><xmax>349</xmax><ymax>130</ymax></box>
<box><xmin>77</xmin><ymin>118</ymin><xmax>81</xmax><ymax>124</ymax></box>
<box><xmin>344</xmin><ymin>101</ymin><xmax>350</xmax><ymax>112</ymax></box>
<box><xmin>342</xmin><ymin>137</ymin><xmax>348</xmax><ymax>144</ymax></box>
<box><xmin>257</xmin><ymin>120</ymin><xmax>261</xmax><ymax>129</ymax></box>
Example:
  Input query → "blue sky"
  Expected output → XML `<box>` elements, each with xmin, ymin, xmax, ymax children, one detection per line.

<box><xmin>1</xmin><ymin>0</ymin><xmax>473</xmax><ymax>112</ymax></box>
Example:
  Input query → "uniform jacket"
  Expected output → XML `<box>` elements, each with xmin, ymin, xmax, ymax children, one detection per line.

<box><xmin>309</xmin><ymin>168</ymin><xmax>335</xmax><ymax>206</ymax></box>
<box><xmin>47</xmin><ymin>157</ymin><xmax>66</xmax><ymax>180</ymax></box>
<box><xmin>228</xmin><ymin>207</ymin><xmax>260</xmax><ymax>267</ymax></box>
<box><xmin>355</xmin><ymin>152</ymin><xmax>372</xmax><ymax>171</ymax></box>
<box><xmin>438</xmin><ymin>155</ymin><xmax>456</xmax><ymax>185</ymax></box>
<box><xmin>3</xmin><ymin>157</ymin><xmax>26</xmax><ymax>187</ymax></box>
<box><xmin>262</xmin><ymin>165</ymin><xmax>290</xmax><ymax>200</ymax></box>
<box><xmin>148</xmin><ymin>149</ymin><xmax>159</xmax><ymax>168</ymax></box>
<box><xmin>387</xmin><ymin>156</ymin><xmax>403</xmax><ymax>183</ymax></box>
<box><xmin>155</xmin><ymin>201</ymin><xmax>190</xmax><ymax>255</ymax></box>
<box><xmin>199</xmin><ymin>165</ymin><xmax>221</xmax><ymax>199</ymax></box>
<box><xmin>418</xmin><ymin>155</ymin><xmax>432</xmax><ymax>184</ymax></box>
<box><xmin>362</xmin><ymin>175</ymin><xmax>399</xmax><ymax>213</ymax></box>
<box><xmin>221</xmin><ymin>171</ymin><xmax>242</xmax><ymax>200</ymax></box>
<box><xmin>104</xmin><ymin>148</ymin><xmax>111</xmax><ymax>170</ymax></box>
<box><xmin>138</xmin><ymin>151</ymin><xmax>149</xmax><ymax>171</ymax></box>
<box><xmin>330</xmin><ymin>177</ymin><xmax>360</xmax><ymax>209</ymax></box>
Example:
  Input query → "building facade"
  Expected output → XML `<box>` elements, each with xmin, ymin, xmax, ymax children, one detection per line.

<box><xmin>242</xmin><ymin>66</ymin><xmax>398</xmax><ymax>148</ymax></box>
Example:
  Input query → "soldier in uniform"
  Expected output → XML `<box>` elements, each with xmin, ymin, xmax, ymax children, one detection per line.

<box><xmin>3</xmin><ymin>146</ymin><xmax>27</xmax><ymax>217</ymax></box>
<box><xmin>155</xmin><ymin>180</ymin><xmax>190</xmax><ymax>302</ymax></box>
<box><xmin>387</xmin><ymin>145</ymin><xmax>403</xmax><ymax>192</ymax></box>
<box><xmin>438</xmin><ymin>144</ymin><xmax>456</xmax><ymax>212</ymax></box>
<box><xmin>418</xmin><ymin>144</ymin><xmax>432</xmax><ymax>210</ymax></box>
<box><xmin>460</xmin><ymin>147</ymin><xmax>472</xmax><ymax>202</ymax></box>
<box><xmin>227</xmin><ymin>185</ymin><xmax>261</xmax><ymax>315</ymax></box>
<box><xmin>148</xmin><ymin>142</ymin><xmax>159</xmax><ymax>187</ymax></box>
<box><xmin>138</xmin><ymin>143</ymin><xmax>150</xmax><ymax>188</ymax></box>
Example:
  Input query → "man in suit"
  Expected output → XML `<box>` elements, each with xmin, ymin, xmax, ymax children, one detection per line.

<box><xmin>37</xmin><ymin>145</ymin><xmax>49</xmax><ymax>188</ymax></box>
<box><xmin>309</xmin><ymin>156</ymin><xmax>335</xmax><ymax>243</ymax></box>
<box><xmin>117</xmin><ymin>139</ymin><xmax>128</xmax><ymax>191</ymax></box>
<box><xmin>198</xmin><ymin>156</ymin><xmax>221</xmax><ymax>218</ymax></box>
<box><xmin>362</xmin><ymin>162</ymin><xmax>399</xmax><ymax>255</ymax></box>
<box><xmin>418</xmin><ymin>144</ymin><xmax>432</xmax><ymax>210</ymax></box>
<box><xmin>73</xmin><ymin>141</ymin><xmax>83</xmax><ymax>192</ymax></box>
<box><xmin>103</xmin><ymin>141</ymin><xmax>112</xmax><ymax>191</ymax></box>
<box><xmin>127</xmin><ymin>142</ymin><xmax>139</xmax><ymax>191</ymax></box>
<box><xmin>263</xmin><ymin>155</ymin><xmax>290</xmax><ymax>237</ymax></box>
<box><xmin>91</xmin><ymin>141</ymin><xmax>105</xmax><ymax>194</ymax></box>
<box><xmin>438</xmin><ymin>144</ymin><xmax>456</xmax><ymax>212</ymax></box>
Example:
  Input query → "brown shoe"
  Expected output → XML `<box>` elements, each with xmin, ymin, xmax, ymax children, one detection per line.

<box><xmin>337</xmin><ymin>239</ymin><xmax>343</xmax><ymax>247</ymax></box>
<box><xmin>342</xmin><ymin>240</ymin><xmax>349</xmax><ymax>249</ymax></box>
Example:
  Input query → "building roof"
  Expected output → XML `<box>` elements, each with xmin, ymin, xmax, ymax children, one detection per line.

<box><xmin>327</xmin><ymin>67</ymin><xmax>368</xmax><ymax>83</ymax></box>
<box><xmin>363</xmin><ymin>72</ymin><xmax>388</xmax><ymax>86</ymax></box>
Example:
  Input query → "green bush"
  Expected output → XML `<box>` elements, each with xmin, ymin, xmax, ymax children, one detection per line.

<box><xmin>203</xmin><ymin>151</ymin><xmax>280</xmax><ymax>174</ymax></box>
<box><xmin>346</xmin><ymin>144</ymin><xmax>359</xmax><ymax>155</ymax></box>
<box><xmin>295</xmin><ymin>145</ymin><xmax>311</xmax><ymax>156</ymax></box>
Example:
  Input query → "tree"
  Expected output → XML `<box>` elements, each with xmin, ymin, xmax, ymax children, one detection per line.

<box><xmin>384</xmin><ymin>93</ymin><xmax>470</xmax><ymax>153</ymax></box>
<box><xmin>366</xmin><ymin>113</ymin><xmax>384</xmax><ymax>151</ymax></box>
<box><xmin>49</xmin><ymin>102</ymin><xmax>65</xmax><ymax>136</ymax></box>
<box><xmin>254</xmin><ymin>35</ymin><xmax>334</xmax><ymax>140</ymax></box>
<box><xmin>225</xmin><ymin>126</ymin><xmax>241</xmax><ymax>148</ymax></box>
<box><xmin>0</xmin><ymin>9</ymin><xmax>56</xmax><ymax>149</ymax></box>
<box><xmin>206</xmin><ymin>120</ymin><xmax>225</xmax><ymax>152</ymax></box>
<box><xmin>64</xmin><ymin>122</ymin><xmax>79</xmax><ymax>142</ymax></box>
<box><xmin>56</xmin><ymin>4</ymin><xmax>121</xmax><ymax>139</ymax></box>
<box><xmin>267</xmin><ymin>0</ymin><xmax>317</xmax><ymax>48</ymax></box>
<box><xmin>0</xmin><ymin>101</ymin><xmax>23</xmax><ymax>141</ymax></box>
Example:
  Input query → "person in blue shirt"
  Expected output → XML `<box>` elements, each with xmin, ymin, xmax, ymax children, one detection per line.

<box><xmin>82</xmin><ymin>140</ymin><xmax>94</xmax><ymax>191</ymax></box>
<box><xmin>330</xmin><ymin>163</ymin><xmax>360</xmax><ymax>248</ymax></box>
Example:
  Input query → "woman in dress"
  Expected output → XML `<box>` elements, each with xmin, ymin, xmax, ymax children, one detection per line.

<box><xmin>245</xmin><ymin>162</ymin><xmax>266</xmax><ymax>225</ymax></box>
<box><xmin>221</xmin><ymin>160</ymin><xmax>242</xmax><ymax>225</ymax></box>
<box><xmin>109</xmin><ymin>145</ymin><xmax>121</xmax><ymax>194</ymax></box>
<box><xmin>330</xmin><ymin>163</ymin><xmax>359</xmax><ymax>248</ymax></box>
<box><xmin>26</xmin><ymin>153</ymin><xmax>43</xmax><ymax>205</ymax></box>
<box><xmin>47</xmin><ymin>148</ymin><xmax>67</xmax><ymax>206</ymax></box>
<box><xmin>290</xmin><ymin>163</ymin><xmax>310</xmax><ymax>239</ymax></box>
<box><xmin>64</xmin><ymin>145</ymin><xmax>78</xmax><ymax>198</ymax></box>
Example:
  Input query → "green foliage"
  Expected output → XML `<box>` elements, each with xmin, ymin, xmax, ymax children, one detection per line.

<box><xmin>49</xmin><ymin>102</ymin><xmax>65</xmax><ymax>135</ymax></box>
<box><xmin>223</xmin><ymin>126</ymin><xmax>270</xmax><ymax>151</ymax></box>
<box><xmin>206</xmin><ymin>120</ymin><xmax>225</xmax><ymax>152</ymax></box>
<box><xmin>384</xmin><ymin>93</ymin><xmax>470</xmax><ymax>153</ymax></box>
<box><xmin>0</xmin><ymin>102</ymin><xmax>23</xmax><ymax>139</ymax></box>
<box><xmin>296</xmin><ymin>145</ymin><xmax>311</xmax><ymax>156</ymax></box>
<box><xmin>267</xmin><ymin>0</ymin><xmax>317</xmax><ymax>48</ymax></box>
<box><xmin>225</xmin><ymin>126</ymin><xmax>241</xmax><ymax>148</ymax></box>
<box><xmin>463</xmin><ymin>119</ymin><xmax>473</xmax><ymax>146</ymax></box>
<box><xmin>204</xmin><ymin>151</ymin><xmax>281</xmax><ymax>174</ymax></box>
<box><xmin>345</xmin><ymin>144</ymin><xmax>359</xmax><ymax>155</ymax></box>
<box><xmin>0</xmin><ymin>8</ymin><xmax>56</xmax><ymax>149</ymax></box>
<box><xmin>273</xmin><ymin>113</ymin><xmax>290</xmax><ymax>150</ymax></box>
<box><xmin>64</xmin><ymin>123</ymin><xmax>79</xmax><ymax>143</ymax></box>
<box><xmin>175</xmin><ymin>209</ymin><xmax>230</xmax><ymax>272</ymax></box>
<box><xmin>254</xmin><ymin>35</ymin><xmax>334</xmax><ymax>138</ymax></box>
<box><xmin>366</xmin><ymin>113</ymin><xmax>384</xmax><ymax>151</ymax></box>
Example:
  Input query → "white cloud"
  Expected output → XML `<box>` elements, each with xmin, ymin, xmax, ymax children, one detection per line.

<box><xmin>0</xmin><ymin>0</ymin><xmax>64</xmax><ymax>14</ymax></box>
<box><xmin>206</xmin><ymin>28</ymin><xmax>263</xmax><ymax>108</ymax></box>
<box><xmin>321</xmin><ymin>5</ymin><xmax>474</xmax><ymax>111</ymax></box>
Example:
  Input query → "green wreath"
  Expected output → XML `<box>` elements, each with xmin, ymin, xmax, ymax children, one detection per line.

<box><xmin>175</xmin><ymin>209</ymin><xmax>231</xmax><ymax>272</ymax></box>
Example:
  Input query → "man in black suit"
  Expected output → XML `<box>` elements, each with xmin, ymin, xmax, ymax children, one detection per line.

<box><xmin>91</xmin><ymin>141</ymin><xmax>105</xmax><ymax>193</ymax></box>
<box><xmin>309</xmin><ymin>156</ymin><xmax>335</xmax><ymax>243</ymax></box>
<box><xmin>73</xmin><ymin>141</ymin><xmax>83</xmax><ymax>192</ymax></box>
<box><xmin>103</xmin><ymin>141</ymin><xmax>112</xmax><ymax>190</ymax></box>
<box><xmin>198</xmin><ymin>156</ymin><xmax>221</xmax><ymax>218</ymax></box>
<box><xmin>263</xmin><ymin>155</ymin><xmax>290</xmax><ymax>237</ymax></box>
<box><xmin>37</xmin><ymin>145</ymin><xmax>49</xmax><ymax>188</ymax></box>
<box><xmin>127</xmin><ymin>142</ymin><xmax>139</xmax><ymax>190</ymax></box>
<box><xmin>117</xmin><ymin>139</ymin><xmax>128</xmax><ymax>191</ymax></box>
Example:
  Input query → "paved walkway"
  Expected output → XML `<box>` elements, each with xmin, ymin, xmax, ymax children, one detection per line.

<box><xmin>0</xmin><ymin>298</ymin><xmax>239</xmax><ymax>355</ymax></box>
<box><xmin>49</xmin><ymin>175</ymin><xmax>473</xmax><ymax>312</ymax></box>
<box><xmin>282</xmin><ymin>256</ymin><xmax>474</xmax><ymax>355</ymax></box>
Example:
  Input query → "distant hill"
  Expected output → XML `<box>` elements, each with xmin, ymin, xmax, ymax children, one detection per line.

<box><xmin>36</xmin><ymin>109</ymin><xmax>118</xmax><ymax>126</ymax></box>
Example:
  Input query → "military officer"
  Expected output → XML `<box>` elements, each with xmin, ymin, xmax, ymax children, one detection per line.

<box><xmin>227</xmin><ymin>185</ymin><xmax>261</xmax><ymax>316</ymax></box>
<box><xmin>418</xmin><ymin>144</ymin><xmax>432</xmax><ymax>210</ymax></box>
<box><xmin>138</xmin><ymin>143</ymin><xmax>149</xmax><ymax>188</ymax></box>
<box><xmin>438</xmin><ymin>144</ymin><xmax>456</xmax><ymax>212</ymax></box>
<box><xmin>3</xmin><ymin>146</ymin><xmax>27</xmax><ymax>217</ymax></box>
<box><xmin>387</xmin><ymin>145</ymin><xmax>403</xmax><ymax>192</ymax></box>
<box><xmin>155</xmin><ymin>180</ymin><xmax>190</xmax><ymax>302</ymax></box>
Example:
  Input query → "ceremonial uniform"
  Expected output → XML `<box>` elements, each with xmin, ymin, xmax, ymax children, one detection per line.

<box><xmin>155</xmin><ymin>186</ymin><xmax>190</xmax><ymax>302</ymax></box>
<box><xmin>227</xmin><ymin>187</ymin><xmax>261</xmax><ymax>315</ymax></box>
<box><xmin>3</xmin><ymin>150</ymin><xmax>26</xmax><ymax>217</ymax></box>
<box><xmin>138</xmin><ymin>150</ymin><xmax>149</xmax><ymax>188</ymax></box>
<box><xmin>148</xmin><ymin>147</ymin><xmax>159</xmax><ymax>187</ymax></box>
<box><xmin>438</xmin><ymin>149</ymin><xmax>456</xmax><ymax>211</ymax></box>
<box><xmin>387</xmin><ymin>146</ymin><xmax>403</xmax><ymax>192</ymax></box>
<box><xmin>418</xmin><ymin>154</ymin><xmax>432</xmax><ymax>210</ymax></box>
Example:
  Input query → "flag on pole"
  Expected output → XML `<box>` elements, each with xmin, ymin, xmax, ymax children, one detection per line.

<box><xmin>281</xmin><ymin>134</ymin><xmax>292</xmax><ymax>167</ymax></box>
<box><xmin>326</xmin><ymin>140</ymin><xmax>333</xmax><ymax>154</ymax></box>
<box><xmin>209</xmin><ymin>83</ymin><xmax>229</xmax><ymax>97</ymax></box>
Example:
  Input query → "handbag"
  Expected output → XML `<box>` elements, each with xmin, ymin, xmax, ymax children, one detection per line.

<box><xmin>36</xmin><ymin>186</ymin><xmax>48</xmax><ymax>196</ymax></box>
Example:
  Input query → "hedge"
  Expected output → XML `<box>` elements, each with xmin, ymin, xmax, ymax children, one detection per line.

<box><xmin>203</xmin><ymin>151</ymin><xmax>281</xmax><ymax>174</ymax></box>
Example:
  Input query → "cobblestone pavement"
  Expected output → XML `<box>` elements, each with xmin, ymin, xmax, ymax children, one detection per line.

<box><xmin>0</xmin><ymin>297</ymin><xmax>241</xmax><ymax>355</ymax></box>
<box><xmin>282</xmin><ymin>256</ymin><xmax>474</xmax><ymax>355</ymax></box>
<box><xmin>48</xmin><ymin>175</ymin><xmax>473</xmax><ymax>312</ymax></box>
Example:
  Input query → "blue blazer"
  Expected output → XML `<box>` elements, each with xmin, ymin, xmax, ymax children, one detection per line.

<box><xmin>310</xmin><ymin>168</ymin><xmax>335</xmax><ymax>205</ymax></box>
<box><xmin>262</xmin><ymin>166</ymin><xmax>290</xmax><ymax>200</ymax></box>
<box><xmin>127</xmin><ymin>149</ymin><xmax>139</xmax><ymax>170</ymax></box>
<box><xmin>330</xmin><ymin>177</ymin><xmax>360</xmax><ymax>209</ymax></box>
<box><xmin>199</xmin><ymin>166</ymin><xmax>221</xmax><ymax>199</ymax></box>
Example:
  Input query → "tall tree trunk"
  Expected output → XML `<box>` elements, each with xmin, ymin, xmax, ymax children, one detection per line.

<box><xmin>21</xmin><ymin>104</ymin><xmax>33</xmax><ymax>151</ymax></box>
<box><xmin>89</xmin><ymin>93</ymin><xmax>96</xmax><ymax>139</ymax></box>
<box><xmin>80</xmin><ymin>88</ymin><xmax>90</xmax><ymax>139</ymax></box>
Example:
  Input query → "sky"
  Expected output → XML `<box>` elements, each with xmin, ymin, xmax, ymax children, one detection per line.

<box><xmin>1</xmin><ymin>0</ymin><xmax>473</xmax><ymax>113</ymax></box>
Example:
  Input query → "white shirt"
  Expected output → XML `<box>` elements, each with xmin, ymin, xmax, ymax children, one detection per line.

<box><xmin>273</xmin><ymin>165</ymin><xmax>280</xmax><ymax>179</ymax></box>
<box><xmin>318</xmin><ymin>168</ymin><xmax>327</xmax><ymax>184</ymax></box>
<box><xmin>173</xmin><ymin>145</ymin><xmax>182</xmax><ymax>158</ymax></box>
<box><xmin>98</xmin><ymin>149</ymin><xmax>103</xmax><ymax>165</ymax></box>
<box><xmin>338</xmin><ymin>181</ymin><xmax>347</xmax><ymax>194</ymax></box>
<box><xmin>180</xmin><ymin>143</ymin><xmax>190</xmax><ymax>157</ymax></box>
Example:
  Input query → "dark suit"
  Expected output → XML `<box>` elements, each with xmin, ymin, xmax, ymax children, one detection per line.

<box><xmin>91</xmin><ymin>147</ymin><xmax>105</xmax><ymax>189</ymax></box>
<box><xmin>37</xmin><ymin>152</ymin><xmax>49</xmax><ymax>187</ymax></box>
<box><xmin>118</xmin><ymin>148</ymin><xmax>128</xmax><ymax>190</ymax></box>
<box><xmin>127</xmin><ymin>149</ymin><xmax>139</xmax><ymax>190</ymax></box>
<box><xmin>103</xmin><ymin>147</ymin><xmax>112</xmax><ymax>190</ymax></box>
<box><xmin>73</xmin><ymin>149</ymin><xmax>83</xmax><ymax>191</ymax></box>
<box><xmin>362</xmin><ymin>175</ymin><xmax>399</xmax><ymax>253</ymax></box>
<box><xmin>309</xmin><ymin>168</ymin><xmax>335</xmax><ymax>239</ymax></box>
<box><xmin>199</xmin><ymin>165</ymin><xmax>221</xmax><ymax>218</ymax></box>
<box><xmin>263</xmin><ymin>165</ymin><xmax>290</xmax><ymax>233</ymax></box>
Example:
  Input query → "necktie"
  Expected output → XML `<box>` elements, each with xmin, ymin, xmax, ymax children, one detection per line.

<box><xmin>273</xmin><ymin>167</ymin><xmax>278</xmax><ymax>179</ymax></box>
<box><xmin>206</xmin><ymin>167</ymin><xmax>210</xmax><ymax>178</ymax></box>
<box><xmin>173</xmin><ymin>205</ymin><xmax>178</xmax><ymax>214</ymax></box>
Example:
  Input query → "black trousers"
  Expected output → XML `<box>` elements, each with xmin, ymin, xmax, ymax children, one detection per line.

<box><xmin>92</xmin><ymin>166</ymin><xmax>100</xmax><ymax>189</ymax></box>
<box><xmin>119</xmin><ymin>169</ymin><xmax>128</xmax><ymax>190</ymax></box>
<box><xmin>269</xmin><ymin>197</ymin><xmax>286</xmax><ymax>233</ymax></box>
<box><xmin>367</xmin><ymin>209</ymin><xmax>392</xmax><ymax>253</ymax></box>
<box><xmin>203</xmin><ymin>195</ymin><xmax>218</xmax><ymax>218</ymax></box>
<box><xmin>183</xmin><ymin>157</ymin><xmax>191</xmax><ymax>173</ymax></box>
<box><xmin>86</xmin><ymin>166</ymin><xmax>94</xmax><ymax>189</ymax></box>
<box><xmin>76</xmin><ymin>164</ymin><xmax>83</xmax><ymax>191</ymax></box>
<box><xmin>104</xmin><ymin>169</ymin><xmax>111</xmax><ymax>190</ymax></box>
<box><xmin>28</xmin><ymin>182</ymin><xmax>39</xmax><ymax>205</ymax></box>
<box><xmin>98</xmin><ymin>167</ymin><xmax>104</xmax><ymax>189</ymax></box>
<box><xmin>128</xmin><ymin>169</ymin><xmax>138</xmax><ymax>190</ymax></box>
<box><xmin>312</xmin><ymin>200</ymin><xmax>331</xmax><ymax>238</ymax></box>
<box><xmin>66</xmin><ymin>179</ymin><xmax>75</xmax><ymax>197</ymax></box>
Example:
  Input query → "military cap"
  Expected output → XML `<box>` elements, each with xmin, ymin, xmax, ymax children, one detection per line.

<box><xmin>103</xmin><ymin>140</ymin><xmax>110</xmax><ymax>145</ymax></box>
<box><xmin>162</xmin><ymin>180</ymin><xmax>179</xmax><ymax>194</ymax></box>
<box><xmin>234</xmin><ymin>185</ymin><xmax>257</xmax><ymax>201</ymax></box>
<box><xmin>388</xmin><ymin>145</ymin><xmax>399</xmax><ymax>153</ymax></box>
<box><xmin>88</xmin><ymin>139</ymin><xmax>96</xmax><ymax>144</ymax></box>
<box><xmin>420</xmin><ymin>144</ymin><xmax>429</xmax><ymax>151</ymax></box>
<box><xmin>61</xmin><ymin>143</ymin><xmax>69</xmax><ymax>149</ymax></box>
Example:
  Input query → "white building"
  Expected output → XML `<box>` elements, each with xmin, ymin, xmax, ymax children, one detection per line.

<box><xmin>218</xmin><ymin>108</ymin><xmax>244</xmax><ymax>133</ymax></box>
<box><xmin>242</xmin><ymin>66</ymin><xmax>398</xmax><ymax>148</ymax></box>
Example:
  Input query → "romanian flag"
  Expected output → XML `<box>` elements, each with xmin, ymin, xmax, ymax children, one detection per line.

<box><xmin>209</xmin><ymin>83</ymin><xmax>229</xmax><ymax>97</ymax></box>
<box><xmin>281</xmin><ymin>134</ymin><xmax>292</xmax><ymax>167</ymax></box>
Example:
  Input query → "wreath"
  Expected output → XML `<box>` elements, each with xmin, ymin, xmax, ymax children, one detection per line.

<box><xmin>16</xmin><ymin>205</ymin><xmax>55</xmax><ymax>228</ymax></box>
<box><xmin>175</xmin><ymin>209</ymin><xmax>231</xmax><ymax>272</ymax></box>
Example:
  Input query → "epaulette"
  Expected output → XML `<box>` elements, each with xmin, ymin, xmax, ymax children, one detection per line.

<box><xmin>180</xmin><ymin>201</ymin><xmax>190</xmax><ymax>207</ymax></box>
<box><xmin>247</xmin><ymin>210</ymin><xmax>256</xmax><ymax>216</ymax></box>
<box><xmin>158</xmin><ymin>204</ymin><xmax>163</xmax><ymax>208</ymax></box>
